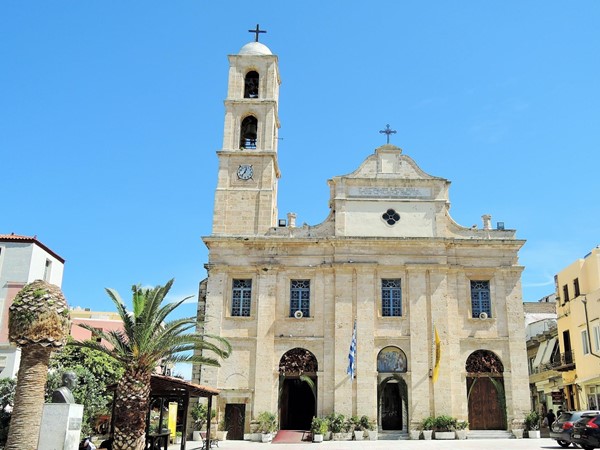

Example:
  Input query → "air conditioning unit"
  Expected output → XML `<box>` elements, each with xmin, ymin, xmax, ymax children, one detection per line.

<box><xmin>479</xmin><ymin>311</ymin><xmax>488</xmax><ymax>319</ymax></box>
<box><xmin>293</xmin><ymin>310</ymin><xmax>303</xmax><ymax>319</ymax></box>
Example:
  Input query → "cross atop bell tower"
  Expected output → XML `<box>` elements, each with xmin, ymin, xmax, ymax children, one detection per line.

<box><xmin>211</xmin><ymin>31</ymin><xmax>281</xmax><ymax>236</ymax></box>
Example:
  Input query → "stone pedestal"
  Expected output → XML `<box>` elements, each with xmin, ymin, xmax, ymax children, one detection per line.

<box><xmin>39</xmin><ymin>403</ymin><xmax>84</xmax><ymax>450</ymax></box>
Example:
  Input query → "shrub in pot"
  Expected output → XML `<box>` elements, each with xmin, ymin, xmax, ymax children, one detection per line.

<box><xmin>257</xmin><ymin>411</ymin><xmax>277</xmax><ymax>442</ymax></box>
<box><xmin>433</xmin><ymin>415</ymin><xmax>457</xmax><ymax>439</ymax></box>
<box><xmin>329</xmin><ymin>413</ymin><xmax>351</xmax><ymax>440</ymax></box>
<box><xmin>311</xmin><ymin>417</ymin><xmax>328</xmax><ymax>443</ymax></box>
<box><xmin>191</xmin><ymin>402</ymin><xmax>216</xmax><ymax>441</ymax></box>
<box><xmin>525</xmin><ymin>411</ymin><xmax>541</xmax><ymax>438</ymax></box>
<box><xmin>455</xmin><ymin>420</ymin><xmax>469</xmax><ymax>440</ymax></box>
<box><xmin>421</xmin><ymin>416</ymin><xmax>435</xmax><ymax>440</ymax></box>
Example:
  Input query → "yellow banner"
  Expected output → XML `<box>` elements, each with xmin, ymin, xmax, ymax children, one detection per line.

<box><xmin>432</xmin><ymin>326</ymin><xmax>441</xmax><ymax>383</ymax></box>
<box><xmin>168</xmin><ymin>402</ymin><xmax>178</xmax><ymax>439</ymax></box>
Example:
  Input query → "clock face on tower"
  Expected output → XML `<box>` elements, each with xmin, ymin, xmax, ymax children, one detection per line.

<box><xmin>237</xmin><ymin>164</ymin><xmax>253</xmax><ymax>180</ymax></box>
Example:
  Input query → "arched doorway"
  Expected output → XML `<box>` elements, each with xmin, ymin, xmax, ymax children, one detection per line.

<box><xmin>377</xmin><ymin>346</ymin><xmax>408</xmax><ymax>431</ymax></box>
<box><xmin>278</xmin><ymin>348</ymin><xmax>317</xmax><ymax>430</ymax></box>
<box><xmin>466</xmin><ymin>350</ymin><xmax>506</xmax><ymax>430</ymax></box>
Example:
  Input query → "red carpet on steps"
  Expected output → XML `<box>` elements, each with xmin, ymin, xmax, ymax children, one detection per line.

<box><xmin>272</xmin><ymin>430</ymin><xmax>312</xmax><ymax>444</ymax></box>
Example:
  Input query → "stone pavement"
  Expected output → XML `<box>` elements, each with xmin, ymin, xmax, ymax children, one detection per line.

<box><xmin>173</xmin><ymin>437</ymin><xmax>562</xmax><ymax>450</ymax></box>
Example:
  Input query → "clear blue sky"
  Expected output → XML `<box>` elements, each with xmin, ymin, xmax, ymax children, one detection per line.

<box><xmin>2</xmin><ymin>2</ymin><xmax>599</xmax><ymax>375</ymax></box>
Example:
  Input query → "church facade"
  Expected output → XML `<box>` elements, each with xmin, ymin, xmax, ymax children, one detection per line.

<box><xmin>196</xmin><ymin>38</ymin><xmax>530</xmax><ymax>438</ymax></box>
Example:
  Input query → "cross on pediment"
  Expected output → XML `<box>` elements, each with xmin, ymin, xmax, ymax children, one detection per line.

<box><xmin>379</xmin><ymin>124</ymin><xmax>397</xmax><ymax>144</ymax></box>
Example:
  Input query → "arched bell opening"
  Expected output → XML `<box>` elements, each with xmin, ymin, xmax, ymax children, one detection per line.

<box><xmin>465</xmin><ymin>349</ymin><xmax>506</xmax><ymax>430</ymax></box>
<box><xmin>240</xmin><ymin>116</ymin><xmax>258</xmax><ymax>149</ymax></box>
<box><xmin>244</xmin><ymin>71</ymin><xmax>259</xmax><ymax>98</ymax></box>
<box><xmin>278</xmin><ymin>348</ymin><xmax>318</xmax><ymax>431</ymax></box>
<box><xmin>377</xmin><ymin>346</ymin><xmax>408</xmax><ymax>431</ymax></box>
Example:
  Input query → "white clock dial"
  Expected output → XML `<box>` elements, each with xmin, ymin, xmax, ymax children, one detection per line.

<box><xmin>237</xmin><ymin>164</ymin><xmax>253</xmax><ymax>180</ymax></box>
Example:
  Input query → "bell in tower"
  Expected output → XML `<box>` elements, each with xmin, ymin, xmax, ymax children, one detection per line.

<box><xmin>240</xmin><ymin>116</ymin><xmax>258</xmax><ymax>149</ymax></box>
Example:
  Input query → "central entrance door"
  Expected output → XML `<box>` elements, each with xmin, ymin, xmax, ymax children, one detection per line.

<box><xmin>280</xmin><ymin>378</ymin><xmax>315</xmax><ymax>430</ymax></box>
<box><xmin>278</xmin><ymin>348</ymin><xmax>318</xmax><ymax>430</ymax></box>
<box><xmin>381</xmin><ymin>383</ymin><xmax>402</xmax><ymax>429</ymax></box>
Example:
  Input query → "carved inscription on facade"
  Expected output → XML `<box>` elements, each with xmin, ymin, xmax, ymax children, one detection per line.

<box><xmin>348</xmin><ymin>187</ymin><xmax>432</xmax><ymax>199</ymax></box>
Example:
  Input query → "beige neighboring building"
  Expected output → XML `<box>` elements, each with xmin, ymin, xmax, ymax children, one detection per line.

<box><xmin>196</xmin><ymin>38</ymin><xmax>530</xmax><ymax>439</ymax></box>
<box><xmin>555</xmin><ymin>246</ymin><xmax>600</xmax><ymax>410</ymax></box>
<box><xmin>524</xmin><ymin>296</ymin><xmax>562</xmax><ymax>417</ymax></box>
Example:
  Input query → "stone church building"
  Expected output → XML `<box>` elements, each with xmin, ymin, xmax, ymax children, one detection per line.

<box><xmin>195</xmin><ymin>37</ymin><xmax>530</xmax><ymax>439</ymax></box>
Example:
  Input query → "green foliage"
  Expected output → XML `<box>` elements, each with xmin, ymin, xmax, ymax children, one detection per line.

<box><xmin>525</xmin><ymin>411</ymin><xmax>541</xmax><ymax>431</ymax></box>
<box><xmin>327</xmin><ymin>413</ymin><xmax>350</xmax><ymax>433</ymax></box>
<box><xmin>46</xmin><ymin>343</ymin><xmax>124</xmax><ymax>436</ymax></box>
<box><xmin>257</xmin><ymin>411</ymin><xmax>277</xmax><ymax>433</ymax></box>
<box><xmin>433</xmin><ymin>415</ymin><xmax>457</xmax><ymax>431</ymax></box>
<box><xmin>310</xmin><ymin>416</ymin><xmax>329</xmax><ymax>435</ymax></box>
<box><xmin>456</xmin><ymin>420</ymin><xmax>469</xmax><ymax>430</ymax></box>
<box><xmin>0</xmin><ymin>378</ymin><xmax>16</xmax><ymax>446</ymax></box>
<box><xmin>72</xmin><ymin>279</ymin><xmax>232</xmax><ymax>375</ymax></box>
<box><xmin>420</xmin><ymin>416</ymin><xmax>436</xmax><ymax>431</ymax></box>
<box><xmin>350</xmin><ymin>415</ymin><xmax>372</xmax><ymax>431</ymax></box>
<box><xmin>190</xmin><ymin>402</ymin><xmax>215</xmax><ymax>431</ymax></box>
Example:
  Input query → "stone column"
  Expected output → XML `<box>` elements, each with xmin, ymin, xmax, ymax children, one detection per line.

<box><xmin>407</xmin><ymin>268</ymin><xmax>431</xmax><ymax>427</ymax></box>
<box><xmin>253</xmin><ymin>271</ymin><xmax>278</xmax><ymax>414</ymax></box>
<box><xmin>356</xmin><ymin>267</ymin><xmax>377</xmax><ymax>419</ymax></box>
<box><xmin>333</xmin><ymin>267</ymin><xmax>354</xmax><ymax>415</ymax></box>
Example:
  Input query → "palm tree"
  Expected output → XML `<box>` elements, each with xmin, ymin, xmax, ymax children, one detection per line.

<box><xmin>74</xmin><ymin>279</ymin><xmax>231</xmax><ymax>450</ymax></box>
<box><xmin>6</xmin><ymin>280</ymin><xmax>71</xmax><ymax>450</ymax></box>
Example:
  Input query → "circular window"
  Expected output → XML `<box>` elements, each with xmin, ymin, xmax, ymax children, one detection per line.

<box><xmin>382</xmin><ymin>209</ymin><xmax>400</xmax><ymax>225</ymax></box>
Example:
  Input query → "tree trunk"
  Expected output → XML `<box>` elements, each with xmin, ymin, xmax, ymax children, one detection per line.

<box><xmin>6</xmin><ymin>345</ymin><xmax>52</xmax><ymax>450</ymax></box>
<box><xmin>113</xmin><ymin>370</ymin><xmax>151</xmax><ymax>450</ymax></box>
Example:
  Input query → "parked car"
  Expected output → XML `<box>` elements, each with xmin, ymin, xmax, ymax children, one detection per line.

<box><xmin>572</xmin><ymin>413</ymin><xmax>600</xmax><ymax>450</ymax></box>
<box><xmin>550</xmin><ymin>410</ymin><xmax>600</xmax><ymax>448</ymax></box>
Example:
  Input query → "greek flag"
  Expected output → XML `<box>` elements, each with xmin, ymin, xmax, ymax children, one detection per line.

<box><xmin>347</xmin><ymin>320</ymin><xmax>357</xmax><ymax>379</ymax></box>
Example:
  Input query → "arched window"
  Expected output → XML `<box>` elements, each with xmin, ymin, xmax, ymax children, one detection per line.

<box><xmin>377</xmin><ymin>346</ymin><xmax>407</xmax><ymax>373</ymax></box>
<box><xmin>244</xmin><ymin>71</ymin><xmax>259</xmax><ymax>98</ymax></box>
<box><xmin>279</xmin><ymin>348</ymin><xmax>318</xmax><ymax>375</ymax></box>
<box><xmin>240</xmin><ymin>116</ymin><xmax>257</xmax><ymax>149</ymax></box>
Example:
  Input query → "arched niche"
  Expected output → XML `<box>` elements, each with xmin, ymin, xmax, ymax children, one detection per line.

<box><xmin>377</xmin><ymin>346</ymin><xmax>407</xmax><ymax>373</ymax></box>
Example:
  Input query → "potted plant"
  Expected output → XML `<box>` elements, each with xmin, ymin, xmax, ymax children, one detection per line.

<box><xmin>433</xmin><ymin>415</ymin><xmax>457</xmax><ymax>439</ymax></box>
<box><xmin>350</xmin><ymin>416</ymin><xmax>365</xmax><ymax>441</ymax></box>
<box><xmin>525</xmin><ymin>411</ymin><xmax>541</xmax><ymax>438</ymax></box>
<box><xmin>257</xmin><ymin>411</ymin><xmax>277</xmax><ymax>442</ymax></box>
<box><xmin>329</xmin><ymin>413</ymin><xmax>351</xmax><ymax>440</ymax></box>
<box><xmin>421</xmin><ymin>416</ymin><xmax>435</xmax><ymax>440</ymax></box>
<box><xmin>361</xmin><ymin>416</ymin><xmax>377</xmax><ymax>440</ymax></box>
<box><xmin>455</xmin><ymin>420</ymin><xmax>469</xmax><ymax>440</ymax></box>
<box><xmin>311</xmin><ymin>416</ymin><xmax>328</xmax><ymax>443</ymax></box>
<box><xmin>191</xmin><ymin>402</ymin><xmax>215</xmax><ymax>441</ymax></box>
<box><xmin>175</xmin><ymin>431</ymin><xmax>182</xmax><ymax>444</ymax></box>
<box><xmin>216</xmin><ymin>418</ymin><xmax>228</xmax><ymax>441</ymax></box>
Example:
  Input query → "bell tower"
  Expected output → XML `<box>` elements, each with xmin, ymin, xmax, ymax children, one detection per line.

<box><xmin>212</xmin><ymin>28</ymin><xmax>281</xmax><ymax>236</ymax></box>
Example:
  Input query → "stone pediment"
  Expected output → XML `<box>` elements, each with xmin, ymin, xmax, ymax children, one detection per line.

<box><xmin>343</xmin><ymin>144</ymin><xmax>443</xmax><ymax>181</ymax></box>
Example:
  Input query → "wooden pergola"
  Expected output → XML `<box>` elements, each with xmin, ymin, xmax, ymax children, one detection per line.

<box><xmin>110</xmin><ymin>374</ymin><xmax>219</xmax><ymax>450</ymax></box>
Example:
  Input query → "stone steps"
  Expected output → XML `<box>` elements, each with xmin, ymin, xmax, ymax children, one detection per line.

<box><xmin>377</xmin><ymin>431</ymin><xmax>409</xmax><ymax>440</ymax></box>
<box><xmin>467</xmin><ymin>430</ymin><xmax>514</xmax><ymax>439</ymax></box>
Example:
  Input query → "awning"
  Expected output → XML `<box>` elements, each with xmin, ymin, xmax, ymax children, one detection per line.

<box><xmin>541</xmin><ymin>338</ymin><xmax>557</xmax><ymax>366</ymax></box>
<box><xmin>532</xmin><ymin>340</ymin><xmax>549</xmax><ymax>368</ymax></box>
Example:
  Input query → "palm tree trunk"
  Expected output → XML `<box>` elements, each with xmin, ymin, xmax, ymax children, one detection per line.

<box><xmin>6</xmin><ymin>345</ymin><xmax>52</xmax><ymax>450</ymax></box>
<box><xmin>113</xmin><ymin>370</ymin><xmax>151</xmax><ymax>450</ymax></box>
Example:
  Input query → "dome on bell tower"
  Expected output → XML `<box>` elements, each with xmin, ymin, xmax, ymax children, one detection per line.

<box><xmin>238</xmin><ymin>41</ymin><xmax>272</xmax><ymax>55</ymax></box>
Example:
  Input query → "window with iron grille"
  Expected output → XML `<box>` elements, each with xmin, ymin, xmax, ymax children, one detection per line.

<box><xmin>232</xmin><ymin>279</ymin><xmax>252</xmax><ymax>317</ymax></box>
<box><xmin>470</xmin><ymin>280</ymin><xmax>491</xmax><ymax>318</ymax></box>
<box><xmin>382</xmin><ymin>279</ymin><xmax>402</xmax><ymax>316</ymax></box>
<box><xmin>290</xmin><ymin>280</ymin><xmax>310</xmax><ymax>317</ymax></box>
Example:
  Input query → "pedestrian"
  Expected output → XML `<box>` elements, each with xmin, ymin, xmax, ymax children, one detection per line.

<box><xmin>546</xmin><ymin>409</ymin><xmax>556</xmax><ymax>427</ymax></box>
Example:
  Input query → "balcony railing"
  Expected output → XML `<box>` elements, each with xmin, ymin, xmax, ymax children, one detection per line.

<box><xmin>549</xmin><ymin>350</ymin><xmax>575</xmax><ymax>372</ymax></box>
